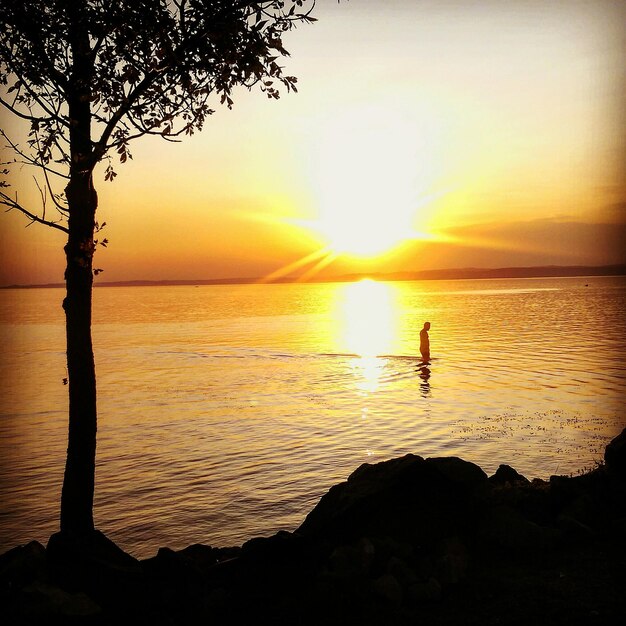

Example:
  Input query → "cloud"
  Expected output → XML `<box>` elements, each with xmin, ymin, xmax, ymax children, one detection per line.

<box><xmin>438</xmin><ymin>217</ymin><xmax>626</xmax><ymax>267</ymax></box>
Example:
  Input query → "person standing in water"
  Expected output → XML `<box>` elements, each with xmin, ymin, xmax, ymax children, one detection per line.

<box><xmin>420</xmin><ymin>321</ymin><xmax>431</xmax><ymax>362</ymax></box>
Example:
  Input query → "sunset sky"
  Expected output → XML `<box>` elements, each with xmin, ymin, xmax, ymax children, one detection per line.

<box><xmin>1</xmin><ymin>0</ymin><xmax>625</xmax><ymax>286</ymax></box>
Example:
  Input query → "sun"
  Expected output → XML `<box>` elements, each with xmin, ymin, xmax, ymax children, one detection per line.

<box><xmin>304</xmin><ymin>104</ymin><xmax>441</xmax><ymax>258</ymax></box>
<box><xmin>314</xmin><ymin>204</ymin><xmax>412</xmax><ymax>257</ymax></box>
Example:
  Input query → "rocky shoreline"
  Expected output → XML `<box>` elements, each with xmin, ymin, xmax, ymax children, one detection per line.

<box><xmin>2</xmin><ymin>428</ymin><xmax>625</xmax><ymax>625</ymax></box>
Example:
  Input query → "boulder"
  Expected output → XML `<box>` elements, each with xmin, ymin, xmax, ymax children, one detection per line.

<box><xmin>479</xmin><ymin>505</ymin><xmax>559</xmax><ymax>552</ymax></box>
<box><xmin>241</xmin><ymin>529</ymin><xmax>302</xmax><ymax>562</ymax></box>
<box><xmin>141</xmin><ymin>546</ymin><xmax>204</xmax><ymax>583</ymax></box>
<box><xmin>490</xmin><ymin>464</ymin><xmax>530</xmax><ymax>486</ymax></box>
<box><xmin>47</xmin><ymin>529</ymin><xmax>143</xmax><ymax>607</ymax></box>
<box><xmin>435</xmin><ymin>536</ymin><xmax>468</xmax><ymax>585</ymax></box>
<box><xmin>386</xmin><ymin>555</ymin><xmax>419</xmax><ymax>588</ymax></box>
<box><xmin>298</xmin><ymin>454</ymin><xmax>489</xmax><ymax>546</ymax></box>
<box><xmin>0</xmin><ymin>541</ymin><xmax>47</xmax><ymax>589</ymax></box>
<box><xmin>425</xmin><ymin>456</ymin><xmax>490</xmax><ymax>494</ymax></box>
<box><xmin>0</xmin><ymin>541</ymin><xmax>103</xmax><ymax>624</ymax></box>
<box><xmin>605</xmin><ymin>427</ymin><xmax>626</xmax><ymax>478</ymax></box>
<box><xmin>12</xmin><ymin>582</ymin><xmax>101</xmax><ymax>620</ymax></box>
<box><xmin>178</xmin><ymin>543</ymin><xmax>232</xmax><ymax>570</ymax></box>
<box><xmin>406</xmin><ymin>577</ymin><xmax>442</xmax><ymax>605</ymax></box>
<box><xmin>328</xmin><ymin>542</ymin><xmax>372</xmax><ymax>578</ymax></box>
<box><xmin>371</xmin><ymin>573</ymin><xmax>403</xmax><ymax>606</ymax></box>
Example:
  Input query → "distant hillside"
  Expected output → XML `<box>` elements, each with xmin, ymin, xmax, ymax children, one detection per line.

<box><xmin>3</xmin><ymin>264</ymin><xmax>625</xmax><ymax>289</ymax></box>
<box><xmin>344</xmin><ymin>264</ymin><xmax>626</xmax><ymax>283</ymax></box>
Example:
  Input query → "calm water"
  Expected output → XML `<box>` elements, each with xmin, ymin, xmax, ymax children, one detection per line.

<box><xmin>1</xmin><ymin>276</ymin><xmax>625</xmax><ymax>557</ymax></box>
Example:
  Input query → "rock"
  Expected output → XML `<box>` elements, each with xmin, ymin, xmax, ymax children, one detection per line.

<box><xmin>556</xmin><ymin>514</ymin><xmax>596</xmax><ymax>540</ymax></box>
<box><xmin>47</xmin><ymin>529</ymin><xmax>138</xmax><ymax>572</ymax></box>
<box><xmin>605</xmin><ymin>428</ymin><xmax>626</xmax><ymax>478</ymax></box>
<box><xmin>436</xmin><ymin>536</ymin><xmax>468</xmax><ymax>585</ymax></box>
<box><xmin>490</xmin><ymin>464</ymin><xmax>530</xmax><ymax>486</ymax></box>
<box><xmin>370</xmin><ymin>535</ymin><xmax>412</xmax><ymax>564</ymax></box>
<box><xmin>413</xmin><ymin>553</ymin><xmax>436</xmax><ymax>581</ymax></box>
<box><xmin>425</xmin><ymin>456</ymin><xmax>490</xmax><ymax>494</ymax></box>
<box><xmin>406</xmin><ymin>577</ymin><xmax>442</xmax><ymax>605</ymax></box>
<box><xmin>47</xmin><ymin>529</ymin><xmax>142</xmax><ymax>607</ymax></box>
<box><xmin>298</xmin><ymin>454</ymin><xmax>489</xmax><ymax>546</ymax></box>
<box><xmin>371</xmin><ymin>573</ymin><xmax>403</xmax><ymax>605</ymax></box>
<box><xmin>141</xmin><ymin>546</ymin><xmax>204</xmax><ymax>583</ymax></box>
<box><xmin>177</xmin><ymin>543</ymin><xmax>221</xmax><ymax>570</ymax></box>
<box><xmin>491</xmin><ymin>478</ymin><xmax>553</xmax><ymax>526</ymax></box>
<box><xmin>480</xmin><ymin>505</ymin><xmax>558</xmax><ymax>551</ymax></box>
<box><xmin>386</xmin><ymin>555</ymin><xmax>418</xmax><ymax>588</ymax></box>
<box><xmin>562</xmin><ymin>491</ymin><xmax>605</xmax><ymax>529</ymax></box>
<box><xmin>359</xmin><ymin>537</ymin><xmax>376</xmax><ymax>570</ymax></box>
<box><xmin>241</xmin><ymin>529</ymin><xmax>301</xmax><ymax>562</ymax></box>
<box><xmin>0</xmin><ymin>541</ymin><xmax>47</xmax><ymax>588</ymax></box>
<box><xmin>328</xmin><ymin>543</ymin><xmax>371</xmax><ymax>578</ymax></box>
<box><xmin>238</xmin><ymin>530</ymin><xmax>319</xmax><ymax>584</ymax></box>
<box><xmin>549</xmin><ymin>473</ymin><xmax>591</xmax><ymax>515</ymax></box>
<box><xmin>16</xmin><ymin>582</ymin><xmax>101</xmax><ymax>618</ymax></box>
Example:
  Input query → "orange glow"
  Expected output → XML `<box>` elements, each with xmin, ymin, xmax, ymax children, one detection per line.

<box><xmin>1</xmin><ymin>0</ymin><xmax>624</xmax><ymax>286</ymax></box>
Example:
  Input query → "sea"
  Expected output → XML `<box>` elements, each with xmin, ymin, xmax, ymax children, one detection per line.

<box><xmin>1</xmin><ymin>276</ymin><xmax>625</xmax><ymax>557</ymax></box>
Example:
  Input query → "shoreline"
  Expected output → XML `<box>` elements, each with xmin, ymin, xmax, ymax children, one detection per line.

<box><xmin>2</xmin><ymin>428</ymin><xmax>625</xmax><ymax>625</ymax></box>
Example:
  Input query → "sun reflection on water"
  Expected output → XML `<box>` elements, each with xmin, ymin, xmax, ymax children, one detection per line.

<box><xmin>334</xmin><ymin>279</ymin><xmax>399</xmax><ymax>391</ymax></box>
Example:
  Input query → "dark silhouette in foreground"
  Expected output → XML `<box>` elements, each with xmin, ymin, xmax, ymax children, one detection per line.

<box><xmin>420</xmin><ymin>321</ymin><xmax>431</xmax><ymax>362</ymax></box>
<box><xmin>2</xmin><ymin>428</ymin><xmax>625</xmax><ymax>625</ymax></box>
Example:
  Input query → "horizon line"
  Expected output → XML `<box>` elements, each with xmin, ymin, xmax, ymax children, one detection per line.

<box><xmin>2</xmin><ymin>263</ymin><xmax>625</xmax><ymax>290</ymax></box>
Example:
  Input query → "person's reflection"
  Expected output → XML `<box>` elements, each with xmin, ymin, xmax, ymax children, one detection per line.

<box><xmin>418</xmin><ymin>364</ymin><xmax>431</xmax><ymax>397</ymax></box>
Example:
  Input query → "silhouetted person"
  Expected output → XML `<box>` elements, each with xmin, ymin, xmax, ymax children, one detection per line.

<box><xmin>420</xmin><ymin>321</ymin><xmax>431</xmax><ymax>362</ymax></box>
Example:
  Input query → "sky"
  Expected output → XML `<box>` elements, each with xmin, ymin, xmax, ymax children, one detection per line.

<box><xmin>1</xmin><ymin>0</ymin><xmax>625</xmax><ymax>285</ymax></box>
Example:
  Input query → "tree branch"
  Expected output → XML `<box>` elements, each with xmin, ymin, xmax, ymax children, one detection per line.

<box><xmin>1</xmin><ymin>189</ymin><xmax>69</xmax><ymax>234</ymax></box>
<box><xmin>93</xmin><ymin>1</ymin><xmax>256</xmax><ymax>154</ymax></box>
<box><xmin>93</xmin><ymin>72</ymin><xmax>158</xmax><ymax>159</ymax></box>
<box><xmin>42</xmin><ymin>165</ymin><xmax>69</xmax><ymax>213</ymax></box>
<box><xmin>0</xmin><ymin>129</ymin><xmax>70</xmax><ymax>179</ymax></box>
<box><xmin>0</xmin><ymin>96</ymin><xmax>56</xmax><ymax>125</ymax></box>
<box><xmin>1</xmin><ymin>64</ymin><xmax>70</xmax><ymax>128</ymax></box>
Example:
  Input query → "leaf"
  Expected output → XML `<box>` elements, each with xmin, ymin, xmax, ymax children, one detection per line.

<box><xmin>104</xmin><ymin>165</ymin><xmax>117</xmax><ymax>182</ymax></box>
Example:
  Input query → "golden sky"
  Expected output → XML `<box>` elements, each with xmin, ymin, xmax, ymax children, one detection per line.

<box><xmin>1</xmin><ymin>0</ymin><xmax>625</xmax><ymax>285</ymax></box>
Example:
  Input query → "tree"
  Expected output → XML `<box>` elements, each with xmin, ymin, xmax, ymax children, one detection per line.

<box><xmin>0</xmin><ymin>0</ymin><xmax>317</xmax><ymax>537</ymax></box>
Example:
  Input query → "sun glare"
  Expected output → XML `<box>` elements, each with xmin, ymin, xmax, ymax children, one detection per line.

<box><xmin>339</xmin><ymin>279</ymin><xmax>396</xmax><ymax>357</ymax></box>
<box><xmin>315</xmin><ymin>207</ymin><xmax>411</xmax><ymax>257</ymax></box>
<box><xmin>305</xmin><ymin>104</ymin><xmax>442</xmax><ymax>258</ymax></box>
<box><xmin>334</xmin><ymin>279</ymin><xmax>400</xmax><ymax>391</ymax></box>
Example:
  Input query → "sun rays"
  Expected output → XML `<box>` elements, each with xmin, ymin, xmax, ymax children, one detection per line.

<box><xmin>257</xmin><ymin>247</ymin><xmax>338</xmax><ymax>283</ymax></box>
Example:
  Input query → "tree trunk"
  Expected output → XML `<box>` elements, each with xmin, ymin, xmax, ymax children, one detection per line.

<box><xmin>60</xmin><ymin>13</ymin><xmax>98</xmax><ymax>535</ymax></box>
<box><xmin>60</xmin><ymin>171</ymin><xmax>98</xmax><ymax>534</ymax></box>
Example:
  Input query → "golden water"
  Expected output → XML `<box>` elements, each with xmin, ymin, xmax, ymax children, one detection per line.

<box><xmin>1</xmin><ymin>276</ymin><xmax>624</xmax><ymax>557</ymax></box>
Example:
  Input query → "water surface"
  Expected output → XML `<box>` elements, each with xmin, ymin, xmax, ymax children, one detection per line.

<box><xmin>1</xmin><ymin>276</ymin><xmax>624</xmax><ymax>557</ymax></box>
